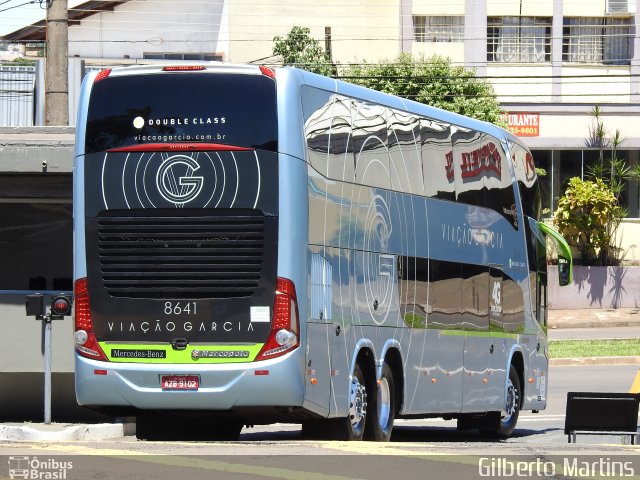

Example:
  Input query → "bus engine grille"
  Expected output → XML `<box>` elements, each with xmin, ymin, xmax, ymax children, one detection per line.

<box><xmin>95</xmin><ymin>211</ymin><xmax>269</xmax><ymax>299</ymax></box>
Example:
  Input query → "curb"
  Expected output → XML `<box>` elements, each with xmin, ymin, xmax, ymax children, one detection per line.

<box><xmin>549</xmin><ymin>356</ymin><xmax>640</xmax><ymax>366</ymax></box>
<box><xmin>0</xmin><ymin>422</ymin><xmax>133</xmax><ymax>442</ymax></box>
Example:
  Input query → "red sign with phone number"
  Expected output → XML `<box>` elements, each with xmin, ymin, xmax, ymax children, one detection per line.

<box><xmin>506</xmin><ymin>113</ymin><xmax>540</xmax><ymax>137</ymax></box>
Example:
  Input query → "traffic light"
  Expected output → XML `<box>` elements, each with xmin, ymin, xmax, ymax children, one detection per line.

<box><xmin>51</xmin><ymin>295</ymin><xmax>72</xmax><ymax>318</ymax></box>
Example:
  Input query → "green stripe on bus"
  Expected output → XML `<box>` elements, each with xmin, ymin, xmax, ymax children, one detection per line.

<box><xmin>439</xmin><ymin>330</ymin><xmax>519</xmax><ymax>339</ymax></box>
<box><xmin>100</xmin><ymin>343</ymin><xmax>264</xmax><ymax>363</ymax></box>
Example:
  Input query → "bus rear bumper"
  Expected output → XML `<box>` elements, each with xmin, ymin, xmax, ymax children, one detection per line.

<box><xmin>75</xmin><ymin>350</ymin><xmax>305</xmax><ymax>411</ymax></box>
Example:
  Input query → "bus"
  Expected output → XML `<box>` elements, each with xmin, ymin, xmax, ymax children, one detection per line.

<box><xmin>73</xmin><ymin>63</ymin><xmax>572</xmax><ymax>441</ymax></box>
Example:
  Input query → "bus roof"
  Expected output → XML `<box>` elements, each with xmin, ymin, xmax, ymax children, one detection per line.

<box><xmin>288</xmin><ymin>66</ymin><xmax>513</xmax><ymax>148</ymax></box>
<box><xmin>86</xmin><ymin>62</ymin><xmax>516</xmax><ymax>151</ymax></box>
<box><xmin>97</xmin><ymin>63</ymin><xmax>267</xmax><ymax>78</ymax></box>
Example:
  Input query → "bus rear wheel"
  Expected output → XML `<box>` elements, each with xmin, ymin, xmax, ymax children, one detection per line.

<box><xmin>366</xmin><ymin>363</ymin><xmax>395</xmax><ymax>441</ymax></box>
<box><xmin>480</xmin><ymin>364</ymin><xmax>521</xmax><ymax>438</ymax></box>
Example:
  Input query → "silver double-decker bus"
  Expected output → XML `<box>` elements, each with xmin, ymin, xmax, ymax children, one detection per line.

<box><xmin>73</xmin><ymin>63</ymin><xmax>572</xmax><ymax>440</ymax></box>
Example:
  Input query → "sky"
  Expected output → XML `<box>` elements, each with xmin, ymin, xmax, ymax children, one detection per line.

<box><xmin>0</xmin><ymin>2</ymin><xmax>47</xmax><ymax>37</ymax></box>
<box><xmin>0</xmin><ymin>0</ymin><xmax>83</xmax><ymax>37</ymax></box>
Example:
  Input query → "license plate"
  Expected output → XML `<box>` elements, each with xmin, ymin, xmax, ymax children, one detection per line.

<box><xmin>161</xmin><ymin>375</ymin><xmax>199</xmax><ymax>391</ymax></box>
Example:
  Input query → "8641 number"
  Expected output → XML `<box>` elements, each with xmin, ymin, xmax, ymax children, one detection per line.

<box><xmin>164</xmin><ymin>301</ymin><xmax>197</xmax><ymax>315</ymax></box>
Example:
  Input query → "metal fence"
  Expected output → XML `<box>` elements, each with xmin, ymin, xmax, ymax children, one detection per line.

<box><xmin>0</xmin><ymin>58</ymin><xmax>207</xmax><ymax>127</ymax></box>
<box><xmin>0</xmin><ymin>65</ymin><xmax>36</xmax><ymax>126</ymax></box>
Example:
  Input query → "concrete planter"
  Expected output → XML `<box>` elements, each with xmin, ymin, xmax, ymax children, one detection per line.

<box><xmin>548</xmin><ymin>265</ymin><xmax>640</xmax><ymax>309</ymax></box>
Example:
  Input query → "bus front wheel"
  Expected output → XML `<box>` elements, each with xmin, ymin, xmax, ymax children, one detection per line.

<box><xmin>480</xmin><ymin>364</ymin><xmax>521</xmax><ymax>438</ymax></box>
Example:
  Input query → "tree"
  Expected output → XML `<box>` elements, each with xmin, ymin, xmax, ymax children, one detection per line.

<box><xmin>272</xmin><ymin>29</ymin><xmax>504</xmax><ymax>125</ymax></box>
<box><xmin>272</xmin><ymin>26</ymin><xmax>333</xmax><ymax>76</ymax></box>
<box><xmin>341</xmin><ymin>53</ymin><xmax>505</xmax><ymax>125</ymax></box>
<box><xmin>585</xmin><ymin>106</ymin><xmax>630</xmax><ymax>202</ymax></box>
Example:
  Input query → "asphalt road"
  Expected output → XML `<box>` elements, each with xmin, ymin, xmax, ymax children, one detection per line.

<box><xmin>1</xmin><ymin>330</ymin><xmax>637</xmax><ymax>480</ymax></box>
<box><xmin>0</xmin><ymin>365</ymin><xmax>640</xmax><ymax>464</ymax></box>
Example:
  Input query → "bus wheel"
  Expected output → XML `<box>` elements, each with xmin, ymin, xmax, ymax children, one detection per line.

<box><xmin>480</xmin><ymin>365</ymin><xmax>521</xmax><ymax>438</ymax></box>
<box><xmin>322</xmin><ymin>362</ymin><xmax>369</xmax><ymax>440</ymax></box>
<box><xmin>367</xmin><ymin>363</ymin><xmax>395</xmax><ymax>441</ymax></box>
<box><xmin>346</xmin><ymin>362</ymin><xmax>368</xmax><ymax>440</ymax></box>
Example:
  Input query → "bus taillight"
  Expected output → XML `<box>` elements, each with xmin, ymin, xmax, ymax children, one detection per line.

<box><xmin>162</xmin><ymin>65</ymin><xmax>206</xmax><ymax>72</ymax></box>
<box><xmin>94</xmin><ymin>69</ymin><xmax>112</xmax><ymax>83</ymax></box>
<box><xmin>259</xmin><ymin>65</ymin><xmax>276</xmax><ymax>79</ymax></box>
<box><xmin>256</xmin><ymin>277</ymin><xmax>299</xmax><ymax>360</ymax></box>
<box><xmin>73</xmin><ymin>278</ymin><xmax>107</xmax><ymax>361</ymax></box>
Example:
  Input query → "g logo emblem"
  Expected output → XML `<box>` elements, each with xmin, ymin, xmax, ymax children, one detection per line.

<box><xmin>156</xmin><ymin>155</ymin><xmax>204</xmax><ymax>205</ymax></box>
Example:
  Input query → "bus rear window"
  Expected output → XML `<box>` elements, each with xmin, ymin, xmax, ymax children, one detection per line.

<box><xmin>85</xmin><ymin>72</ymin><xmax>277</xmax><ymax>154</ymax></box>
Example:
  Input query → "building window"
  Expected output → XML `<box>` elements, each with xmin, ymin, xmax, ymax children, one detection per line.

<box><xmin>143</xmin><ymin>52</ymin><xmax>224</xmax><ymax>61</ymax></box>
<box><xmin>0</xmin><ymin>174</ymin><xmax>72</xmax><ymax>292</ymax></box>
<box><xmin>607</xmin><ymin>0</ymin><xmax>632</xmax><ymax>14</ymax></box>
<box><xmin>413</xmin><ymin>16</ymin><xmax>464</xmax><ymax>43</ymax></box>
<box><xmin>562</xmin><ymin>17</ymin><xmax>630</xmax><ymax>64</ymax></box>
<box><xmin>533</xmin><ymin>149</ymin><xmax>638</xmax><ymax>218</ymax></box>
<box><xmin>487</xmin><ymin>17</ymin><xmax>551</xmax><ymax>63</ymax></box>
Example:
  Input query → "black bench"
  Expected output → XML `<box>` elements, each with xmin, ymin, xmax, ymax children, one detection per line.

<box><xmin>565</xmin><ymin>392</ymin><xmax>640</xmax><ymax>444</ymax></box>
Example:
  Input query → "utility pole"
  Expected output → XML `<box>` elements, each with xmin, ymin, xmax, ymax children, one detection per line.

<box><xmin>45</xmin><ymin>0</ymin><xmax>69</xmax><ymax>125</ymax></box>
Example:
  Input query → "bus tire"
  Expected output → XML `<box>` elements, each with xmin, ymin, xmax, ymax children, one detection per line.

<box><xmin>324</xmin><ymin>362</ymin><xmax>368</xmax><ymax>440</ymax></box>
<box><xmin>366</xmin><ymin>362</ymin><xmax>395</xmax><ymax>441</ymax></box>
<box><xmin>480</xmin><ymin>364</ymin><xmax>521</xmax><ymax>438</ymax></box>
<box><xmin>346</xmin><ymin>362</ymin><xmax>368</xmax><ymax>440</ymax></box>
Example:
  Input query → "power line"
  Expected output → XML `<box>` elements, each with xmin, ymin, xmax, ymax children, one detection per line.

<box><xmin>0</xmin><ymin>0</ymin><xmax>25</xmax><ymax>7</ymax></box>
<box><xmin>0</xmin><ymin>0</ymin><xmax>37</xmax><ymax>13</ymax></box>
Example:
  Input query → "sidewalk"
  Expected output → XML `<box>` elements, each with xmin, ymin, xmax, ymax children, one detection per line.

<box><xmin>548</xmin><ymin>308</ymin><xmax>640</xmax><ymax>366</ymax></box>
<box><xmin>548</xmin><ymin>308</ymin><xmax>640</xmax><ymax>329</ymax></box>
<box><xmin>0</xmin><ymin>422</ymin><xmax>133</xmax><ymax>442</ymax></box>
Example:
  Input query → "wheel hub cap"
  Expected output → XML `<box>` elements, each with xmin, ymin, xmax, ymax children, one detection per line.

<box><xmin>349</xmin><ymin>377</ymin><xmax>367</xmax><ymax>428</ymax></box>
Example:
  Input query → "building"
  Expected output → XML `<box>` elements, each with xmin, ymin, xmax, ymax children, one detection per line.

<box><xmin>1</xmin><ymin>0</ymin><xmax>640</xmax><ymax>420</ymax></box>
<box><xmin>4</xmin><ymin>0</ymin><xmax>640</xmax><ymax>218</ymax></box>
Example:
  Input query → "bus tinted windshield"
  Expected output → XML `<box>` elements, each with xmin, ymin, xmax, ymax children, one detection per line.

<box><xmin>85</xmin><ymin>72</ymin><xmax>278</xmax><ymax>154</ymax></box>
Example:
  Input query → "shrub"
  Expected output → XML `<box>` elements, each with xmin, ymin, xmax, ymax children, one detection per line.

<box><xmin>554</xmin><ymin>177</ymin><xmax>624</xmax><ymax>266</ymax></box>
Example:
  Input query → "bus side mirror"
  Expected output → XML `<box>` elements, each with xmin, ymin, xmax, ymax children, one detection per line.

<box><xmin>558</xmin><ymin>257</ymin><xmax>571</xmax><ymax>286</ymax></box>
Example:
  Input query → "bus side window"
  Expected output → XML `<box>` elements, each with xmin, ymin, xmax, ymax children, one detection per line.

<box><xmin>428</xmin><ymin>259</ymin><xmax>462</xmax><ymax>329</ymax></box>
<box><xmin>352</xmin><ymin>101</ymin><xmax>391</xmax><ymax>190</ymax></box>
<box><xmin>328</xmin><ymin>99</ymin><xmax>355</xmax><ymax>183</ymax></box>
<box><xmin>398</xmin><ymin>255</ymin><xmax>428</xmax><ymax>328</ymax></box>
<box><xmin>388</xmin><ymin>111</ymin><xmax>424</xmax><ymax>196</ymax></box>
<box><xmin>303</xmin><ymin>90</ymin><xmax>355</xmax><ymax>183</ymax></box>
<box><xmin>422</xmin><ymin>119</ymin><xmax>454</xmax><ymax>200</ymax></box>
<box><xmin>452</xmin><ymin>128</ymin><xmax>485</xmax><ymax>209</ymax></box>
<box><xmin>484</xmin><ymin>138</ymin><xmax>517</xmax><ymax>228</ymax></box>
